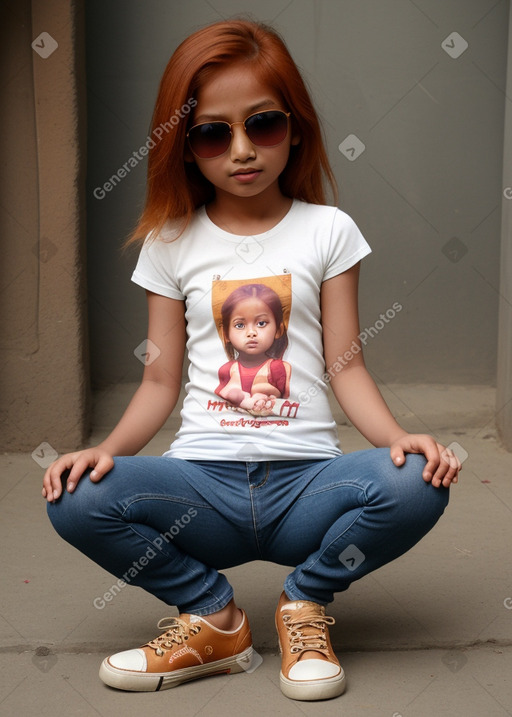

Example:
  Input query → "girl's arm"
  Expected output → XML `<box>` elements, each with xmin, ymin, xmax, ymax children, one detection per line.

<box><xmin>42</xmin><ymin>291</ymin><xmax>186</xmax><ymax>501</ymax></box>
<box><xmin>321</xmin><ymin>265</ymin><xmax>460</xmax><ymax>488</ymax></box>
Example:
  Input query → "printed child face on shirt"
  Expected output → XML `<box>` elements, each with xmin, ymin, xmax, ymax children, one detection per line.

<box><xmin>214</xmin><ymin>280</ymin><xmax>291</xmax><ymax>361</ymax></box>
<box><xmin>225</xmin><ymin>296</ymin><xmax>284</xmax><ymax>366</ymax></box>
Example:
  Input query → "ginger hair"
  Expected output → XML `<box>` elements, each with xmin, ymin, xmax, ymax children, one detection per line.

<box><xmin>127</xmin><ymin>18</ymin><xmax>337</xmax><ymax>245</ymax></box>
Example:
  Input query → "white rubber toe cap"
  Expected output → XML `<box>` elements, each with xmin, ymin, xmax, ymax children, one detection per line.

<box><xmin>107</xmin><ymin>648</ymin><xmax>147</xmax><ymax>672</ymax></box>
<box><xmin>288</xmin><ymin>658</ymin><xmax>340</xmax><ymax>680</ymax></box>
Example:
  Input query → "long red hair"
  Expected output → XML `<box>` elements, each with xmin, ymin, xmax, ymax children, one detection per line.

<box><xmin>128</xmin><ymin>19</ymin><xmax>338</xmax><ymax>244</ymax></box>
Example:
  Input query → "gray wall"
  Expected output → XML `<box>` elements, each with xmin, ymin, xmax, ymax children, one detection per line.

<box><xmin>0</xmin><ymin>0</ymin><xmax>89</xmax><ymax>451</ymax></box>
<box><xmin>85</xmin><ymin>0</ymin><xmax>509</xmax><ymax>388</ymax></box>
<box><xmin>497</xmin><ymin>0</ymin><xmax>512</xmax><ymax>448</ymax></box>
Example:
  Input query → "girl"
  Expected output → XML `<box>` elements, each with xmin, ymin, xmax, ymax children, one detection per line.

<box><xmin>215</xmin><ymin>282</ymin><xmax>291</xmax><ymax>416</ymax></box>
<box><xmin>43</xmin><ymin>18</ymin><xmax>460</xmax><ymax>702</ymax></box>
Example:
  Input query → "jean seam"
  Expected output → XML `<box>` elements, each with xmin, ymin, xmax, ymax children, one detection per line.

<box><xmin>120</xmin><ymin>496</ymin><xmax>213</xmax><ymax>517</ymax></box>
<box><xmin>113</xmin><ymin>524</ymin><xmax>227</xmax><ymax>611</ymax></box>
<box><xmin>251</xmin><ymin>462</ymin><xmax>270</xmax><ymax>489</ymax></box>
<box><xmin>247</xmin><ymin>463</ymin><xmax>264</xmax><ymax>558</ymax></box>
<box><xmin>293</xmin><ymin>506</ymin><xmax>367</xmax><ymax>585</ymax></box>
<box><xmin>296</xmin><ymin>481</ymin><xmax>369</xmax><ymax>501</ymax></box>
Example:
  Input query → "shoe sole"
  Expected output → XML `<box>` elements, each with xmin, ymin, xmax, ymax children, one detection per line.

<box><xmin>279</xmin><ymin>670</ymin><xmax>346</xmax><ymax>701</ymax></box>
<box><xmin>99</xmin><ymin>645</ymin><xmax>255</xmax><ymax>692</ymax></box>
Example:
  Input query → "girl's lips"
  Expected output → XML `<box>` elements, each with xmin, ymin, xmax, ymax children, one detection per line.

<box><xmin>232</xmin><ymin>170</ymin><xmax>262</xmax><ymax>183</ymax></box>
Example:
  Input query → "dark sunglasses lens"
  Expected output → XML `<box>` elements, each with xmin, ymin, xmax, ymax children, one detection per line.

<box><xmin>246</xmin><ymin>111</ymin><xmax>288</xmax><ymax>146</ymax></box>
<box><xmin>188</xmin><ymin>123</ymin><xmax>231</xmax><ymax>158</ymax></box>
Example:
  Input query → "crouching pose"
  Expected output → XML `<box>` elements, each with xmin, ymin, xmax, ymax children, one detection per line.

<box><xmin>43</xmin><ymin>18</ymin><xmax>459</xmax><ymax>702</ymax></box>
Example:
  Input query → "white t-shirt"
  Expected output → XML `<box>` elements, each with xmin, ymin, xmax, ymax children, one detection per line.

<box><xmin>131</xmin><ymin>199</ymin><xmax>371</xmax><ymax>461</ymax></box>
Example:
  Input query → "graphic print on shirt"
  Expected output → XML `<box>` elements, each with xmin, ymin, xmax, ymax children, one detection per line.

<box><xmin>210</xmin><ymin>275</ymin><xmax>299</xmax><ymax>421</ymax></box>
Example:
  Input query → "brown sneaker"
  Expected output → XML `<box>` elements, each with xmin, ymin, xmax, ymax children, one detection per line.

<box><xmin>275</xmin><ymin>591</ymin><xmax>345</xmax><ymax>701</ymax></box>
<box><xmin>99</xmin><ymin>610</ymin><xmax>254</xmax><ymax>691</ymax></box>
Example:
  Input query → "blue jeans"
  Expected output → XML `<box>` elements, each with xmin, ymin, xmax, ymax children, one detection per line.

<box><xmin>47</xmin><ymin>449</ymin><xmax>449</xmax><ymax>616</ymax></box>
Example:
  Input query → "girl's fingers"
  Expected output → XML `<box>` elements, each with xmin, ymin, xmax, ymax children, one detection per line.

<box><xmin>43</xmin><ymin>454</ymin><xmax>88</xmax><ymax>500</ymax></box>
<box><xmin>429</xmin><ymin>444</ymin><xmax>461</xmax><ymax>487</ymax></box>
<box><xmin>65</xmin><ymin>456</ymin><xmax>93</xmax><ymax>493</ymax></box>
<box><xmin>43</xmin><ymin>455</ymin><xmax>75</xmax><ymax>501</ymax></box>
<box><xmin>390</xmin><ymin>435</ymin><xmax>461</xmax><ymax>489</ymax></box>
<box><xmin>415</xmin><ymin>438</ymin><xmax>440</xmax><ymax>481</ymax></box>
<box><xmin>89</xmin><ymin>456</ymin><xmax>114</xmax><ymax>482</ymax></box>
<box><xmin>42</xmin><ymin>451</ymin><xmax>115</xmax><ymax>502</ymax></box>
<box><xmin>392</xmin><ymin>437</ymin><xmax>436</xmax><ymax>480</ymax></box>
<box><xmin>390</xmin><ymin>447</ymin><xmax>406</xmax><ymax>467</ymax></box>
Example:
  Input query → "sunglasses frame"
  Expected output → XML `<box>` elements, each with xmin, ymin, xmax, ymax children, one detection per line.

<box><xmin>186</xmin><ymin>110</ymin><xmax>292</xmax><ymax>159</ymax></box>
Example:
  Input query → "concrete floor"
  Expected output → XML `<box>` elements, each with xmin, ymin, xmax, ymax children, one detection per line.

<box><xmin>1</xmin><ymin>383</ymin><xmax>512</xmax><ymax>716</ymax></box>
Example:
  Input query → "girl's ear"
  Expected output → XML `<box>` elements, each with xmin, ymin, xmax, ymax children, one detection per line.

<box><xmin>275</xmin><ymin>322</ymin><xmax>285</xmax><ymax>338</ymax></box>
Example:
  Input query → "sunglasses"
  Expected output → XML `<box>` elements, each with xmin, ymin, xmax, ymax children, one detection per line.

<box><xmin>187</xmin><ymin>110</ymin><xmax>291</xmax><ymax>159</ymax></box>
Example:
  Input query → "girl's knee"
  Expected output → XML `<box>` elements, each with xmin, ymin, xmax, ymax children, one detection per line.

<box><xmin>46</xmin><ymin>471</ymin><xmax>98</xmax><ymax>539</ymax></box>
<box><xmin>398</xmin><ymin>455</ymin><xmax>449</xmax><ymax>523</ymax></box>
<box><xmin>378</xmin><ymin>450</ymin><xmax>449</xmax><ymax>519</ymax></box>
<box><xmin>397</xmin><ymin>451</ymin><xmax>427</xmax><ymax>476</ymax></box>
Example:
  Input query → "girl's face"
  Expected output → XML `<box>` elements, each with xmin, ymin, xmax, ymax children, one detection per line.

<box><xmin>188</xmin><ymin>63</ymin><xmax>299</xmax><ymax>203</ymax></box>
<box><xmin>226</xmin><ymin>297</ymin><xmax>282</xmax><ymax>362</ymax></box>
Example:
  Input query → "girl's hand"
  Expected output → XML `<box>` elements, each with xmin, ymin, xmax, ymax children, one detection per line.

<box><xmin>390</xmin><ymin>433</ymin><xmax>461</xmax><ymax>488</ymax></box>
<box><xmin>42</xmin><ymin>448</ymin><xmax>114</xmax><ymax>502</ymax></box>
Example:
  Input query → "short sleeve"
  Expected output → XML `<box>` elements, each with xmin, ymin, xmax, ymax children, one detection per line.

<box><xmin>131</xmin><ymin>235</ymin><xmax>184</xmax><ymax>300</ymax></box>
<box><xmin>323</xmin><ymin>209</ymin><xmax>372</xmax><ymax>281</ymax></box>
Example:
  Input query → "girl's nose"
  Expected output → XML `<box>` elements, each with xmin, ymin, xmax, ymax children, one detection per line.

<box><xmin>229</xmin><ymin>123</ymin><xmax>256</xmax><ymax>162</ymax></box>
<box><xmin>247</xmin><ymin>325</ymin><xmax>257</xmax><ymax>336</ymax></box>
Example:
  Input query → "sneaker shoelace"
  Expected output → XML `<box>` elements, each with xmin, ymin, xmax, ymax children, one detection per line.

<box><xmin>282</xmin><ymin>608</ymin><xmax>335</xmax><ymax>655</ymax></box>
<box><xmin>146</xmin><ymin>617</ymin><xmax>202</xmax><ymax>657</ymax></box>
